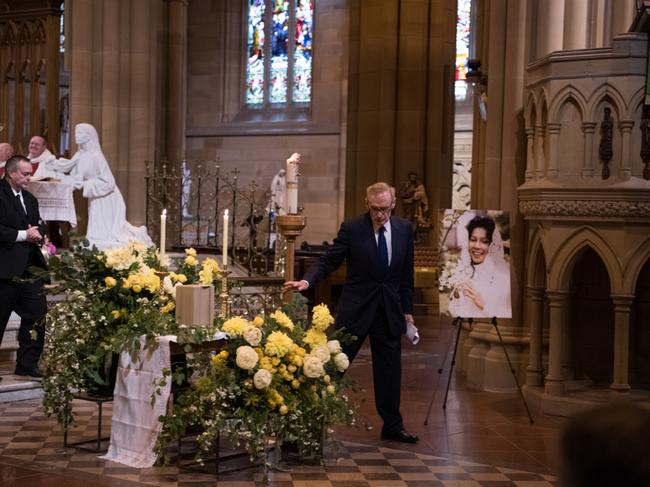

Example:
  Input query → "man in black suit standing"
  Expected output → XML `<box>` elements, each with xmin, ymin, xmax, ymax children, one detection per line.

<box><xmin>0</xmin><ymin>155</ymin><xmax>48</xmax><ymax>379</ymax></box>
<box><xmin>284</xmin><ymin>182</ymin><xmax>418</xmax><ymax>443</ymax></box>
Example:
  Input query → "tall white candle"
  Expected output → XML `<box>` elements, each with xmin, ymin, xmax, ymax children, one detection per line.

<box><xmin>222</xmin><ymin>209</ymin><xmax>229</xmax><ymax>269</ymax></box>
<box><xmin>285</xmin><ymin>153</ymin><xmax>301</xmax><ymax>214</ymax></box>
<box><xmin>160</xmin><ymin>209</ymin><xmax>167</xmax><ymax>260</ymax></box>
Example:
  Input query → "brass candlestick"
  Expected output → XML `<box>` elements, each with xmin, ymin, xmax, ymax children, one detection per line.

<box><xmin>275</xmin><ymin>214</ymin><xmax>306</xmax><ymax>304</ymax></box>
<box><xmin>217</xmin><ymin>269</ymin><xmax>231</xmax><ymax>317</ymax></box>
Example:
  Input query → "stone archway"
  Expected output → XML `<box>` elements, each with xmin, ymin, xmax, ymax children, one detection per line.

<box><xmin>630</xmin><ymin>259</ymin><xmax>650</xmax><ymax>389</ymax></box>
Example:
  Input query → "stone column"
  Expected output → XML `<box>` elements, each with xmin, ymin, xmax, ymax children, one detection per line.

<box><xmin>525</xmin><ymin>286</ymin><xmax>545</xmax><ymax>386</ymax></box>
<box><xmin>545</xmin><ymin>290</ymin><xmax>568</xmax><ymax>395</ymax></box>
<box><xmin>611</xmin><ymin>0</ymin><xmax>636</xmax><ymax>38</ymax></box>
<box><xmin>166</xmin><ymin>0</ymin><xmax>188</xmax><ymax>163</ymax></box>
<box><xmin>610</xmin><ymin>294</ymin><xmax>634</xmax><ymax>392</ymax></box>
<box><xmin>563</xmin><ymin>0</ymin><xmax>589</xmax><ymax>50</ymax></box>
<box><xmin>525</xmin><ymin>127</ymin><xmax>535</xmax><ymax>180</ymax></box>
<box><xmin>535</xmin><ymin>125</ymin><xmax>546</xmax><ymax>178</ymax></box>
<box><xmin>618</xmin><ymin>120</ymin><xmax>634</xmax><ymax>180</ymax></box>
<box><xmin>546</xmin><ymin>122</ymin><xmax>561</xmax><ymax>178</ymax></box>
<box><xmin>535</xmin><ymin>0</ymin><xmax>564</xmax><ymax>58</ymax></box>
<box><xmin>581</xmin><ymin>121</ymin><xmax>596</xmax><ymax>178</ymax></box>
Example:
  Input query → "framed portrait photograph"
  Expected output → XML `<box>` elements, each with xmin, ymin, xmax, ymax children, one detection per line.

<box><xmin>438</xmin><ymin>209</ymin><xmax>512</xmax><ymax>318</ymax></box>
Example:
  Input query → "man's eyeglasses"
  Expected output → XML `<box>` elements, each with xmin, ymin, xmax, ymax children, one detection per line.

<box><xmin>368</xmin><ymin>205</ymin><xmax>393</xmax><ymax>215</ymax></box>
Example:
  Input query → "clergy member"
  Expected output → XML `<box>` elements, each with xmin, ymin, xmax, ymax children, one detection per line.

<box><xmin>0</xmin><ymin>143</ymin><xmax>15</xmax><ymax>178</ymax></box>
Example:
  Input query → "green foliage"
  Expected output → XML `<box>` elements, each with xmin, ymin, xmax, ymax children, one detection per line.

<box><xmin>154</xmin><ymin>306</ymin><xmax>360</xmax><ymax>465</ymax></box>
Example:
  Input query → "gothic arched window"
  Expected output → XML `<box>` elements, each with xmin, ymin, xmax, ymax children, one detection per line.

<box><xmin>246</xmin><ymin>0</ymin><xmax>313</xmax><ymax>107</ymax></box>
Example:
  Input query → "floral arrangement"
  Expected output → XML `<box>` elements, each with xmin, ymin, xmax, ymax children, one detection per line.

<box><xmin>40</xmin><ymin>240</ymin><xmax>216</xmax><ymax>428</ymax></box>
<box><xmin>155</xmin><ymin>303</ymin><xmax>358</xmax><ymax>464</ymax></box>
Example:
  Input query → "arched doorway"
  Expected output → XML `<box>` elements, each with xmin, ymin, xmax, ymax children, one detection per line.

<box><xmin>567</xmin><ymin>247</ymin><xmax>614</xmax><ymax>386</ymax></box>
<box><xmin>630</xmin><ymin>259</ymin><xmax>650</xmax><ymax>389</ymax></box>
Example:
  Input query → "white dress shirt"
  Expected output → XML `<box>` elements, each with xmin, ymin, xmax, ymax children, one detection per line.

<box><xmin>11</xmin><ymin>188</ymin><xmax>28</xmax><ymax>242</ymax></box>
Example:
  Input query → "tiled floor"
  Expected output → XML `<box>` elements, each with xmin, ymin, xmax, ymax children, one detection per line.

<box><xmin>0</xmin><ymin>315</ymin><xmax>563</xmax><ymax>486</ymax></box>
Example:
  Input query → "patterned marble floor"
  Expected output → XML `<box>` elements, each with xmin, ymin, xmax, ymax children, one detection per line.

<box><xmin>0</xmin><ymin>315</ymin><xmax>561</xmax><ymax>486</ymax></box>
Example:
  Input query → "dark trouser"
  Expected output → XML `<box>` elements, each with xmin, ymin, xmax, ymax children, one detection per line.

<box><xmin>342</xmin><ymin>309</ymin><xmax>403</xmax><ymax>435</ymax></box>
<box><xmin>0</xmin><ymin>277</ymin><xmax>47</xmax><ymax>373</ymax></box>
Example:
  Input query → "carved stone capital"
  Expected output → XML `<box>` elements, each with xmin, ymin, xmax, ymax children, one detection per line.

<box><xmin>519</xmin><ymin>199</ymin><xmax>650</xmax><ymax>218</ymax></box>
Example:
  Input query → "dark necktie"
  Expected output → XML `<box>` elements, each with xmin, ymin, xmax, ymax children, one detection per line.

<box><xmin>16</xmin><ymin>193</ymin><xmax>26</xmax><ymax>214</ymax></box>
<box><xmin>378</xmin><ymin>225</ymin><xmax>389</xmax><ymax>271</ymax></box>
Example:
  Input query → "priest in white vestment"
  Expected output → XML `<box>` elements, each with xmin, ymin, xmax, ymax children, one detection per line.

<box><xmin>28</xmin><ymin>136</ymin><xmax>58</xmax><ymax>179</ymax></box>
<box><xmin>60</xmin><ymin>123</ymin><xmax>153</xmax><ymax>249</ymax></box>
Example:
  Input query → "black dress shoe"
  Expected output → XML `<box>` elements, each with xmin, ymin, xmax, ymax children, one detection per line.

<box><xmin>14</xmin><ymin>368</ymin><xmax>44</xmax><ymax>379</ymax></box>
<box><xmin>381</xmin><ymin>429</ymin><xmax>419</xmax><ymax>444</ymax></box>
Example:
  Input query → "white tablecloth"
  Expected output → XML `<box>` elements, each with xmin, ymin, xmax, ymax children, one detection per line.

<box><xmin>28</xmin><ymin>180</ymin><xmax>77</xmax><ymax>227</ymax></box>
<box><xmin>101</xmin><ymin>333</ymin><xmax>227</xmax><ymax>468</ymax></box>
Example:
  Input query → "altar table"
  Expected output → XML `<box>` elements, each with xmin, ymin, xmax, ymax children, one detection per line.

<box><xmin>28</xmin><ymin>180</ymin><xmax>77</xmax><ymax>227</ymax></box>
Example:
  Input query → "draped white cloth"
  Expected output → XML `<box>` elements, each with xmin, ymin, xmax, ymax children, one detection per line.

<box><xmin>62</xmin><ymin>123</ymin><xmax>152</xmax><ymax>249</ymax></box>
<box><xmin>27</xmin><ymin>181</ymin><xmax>77</xmax><ymax>226</ymax></box>
<box><xmin>101</xmin><ymin>332</ymin><xmax>228</xmax><ymax>468</ymax></box>
<box><xmin>100</xmin><ymin>336</ymin><xmax>173</xmax><ymax>468</ymax></box>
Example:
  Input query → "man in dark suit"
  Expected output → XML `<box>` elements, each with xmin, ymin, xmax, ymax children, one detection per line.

<box><xmin>0</xmin><ymin>155</ymin><xmax>48</xmax><ymax>378</ymax></box>
<box><xmin>284</xmin><ymin>182</ymin><xmax>418</xmax><ymax>443</ymax></box>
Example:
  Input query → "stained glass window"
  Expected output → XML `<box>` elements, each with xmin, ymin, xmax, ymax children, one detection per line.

<box><xmin>293</xmin><ymin>0</ymin><xmax>313</xmax><ymax>103</ymax></box>
<box><xmin>455</xmin><ymin>0</ymin><xmax>471</xmax><ymax>100</ymax></box>
<box><xmin>246</xmin><ymin>0</ymin><xmax>313</xmax><ymax>106</ymax></box>
<box><xmin>59</xmin><ymin>2</ymin><xmax>65</xmax><ymax>53</ymax></box>
<box><xmin>246</xmin><ymin>0</ymin><xmax>266</xmax><ymax>104</ymax></box>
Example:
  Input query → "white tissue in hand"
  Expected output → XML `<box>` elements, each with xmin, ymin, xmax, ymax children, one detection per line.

<box><xmin>405</xmin><ymin>321</ymin><xmax>420</xmax><ymax>345</ymax></box>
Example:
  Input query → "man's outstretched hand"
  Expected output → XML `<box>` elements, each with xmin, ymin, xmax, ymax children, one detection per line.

<box><xmin>283</xmin><ymin>280</ymin><xmax>309</xmax><ymax>292</ymax></box>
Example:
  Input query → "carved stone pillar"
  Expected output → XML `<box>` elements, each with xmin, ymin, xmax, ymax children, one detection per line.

<box><xmin>563</xmin><ymin>0</ymin><xmax>588</xmax><ymax>50</ymax></box>
<box><xmin>618</xmin><ymin>120</ymin><xmax>634</xmax><ymax>180</ymax></box>
<box><xmin>525</xmin><ymin>286</ymin><xmax>545</xmax><ymax>386</ymax></box>
<box><xmin>166</xmin><ymin>0</ymin><xmax>188</xmax><ymax>163</ymax></box>
<box><xmin>545</xmin><ymin>290</ymin><xmax>568</xmax><ymax>395</ymax></box>
<box><xmin>525</xmin><ymin>128</ymin><xmax>535</xmax><ymax>180</ymax></box>
<box><xmin>610</xmin><ymin>294</ymin><xmax>634</xmax><ymax>392</ymax></box>
<box><xmin>535</xmin><ymin>125</ymin><xmax>546</xmax><ymax>178</ymax></box>
<box><xmin>546</xmin><ymin>122</ymin><xmax>561</xmax><ymax>178</ymax></box>
<box><xmin>582</xmin><ymin>121</ymin><xmax>596</xmax><ymax>178</ymax></box>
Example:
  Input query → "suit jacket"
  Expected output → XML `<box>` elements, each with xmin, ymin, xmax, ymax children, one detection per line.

<box><xmin>0</xmin><ymin>178</ymin><xmax>47</xmax><ymax>279</ymax></box>
<box><xmin>303</xmin><ymin>213</ymin><xmax>414</xmax><ymax>336</ymax></box>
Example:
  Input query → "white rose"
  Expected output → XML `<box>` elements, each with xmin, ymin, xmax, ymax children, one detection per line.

<box><xmin>253</xmin><ymin>369</ymin><xmax>272</xmax><ymax>389</ymax></box>
<box><xmin>235</xmin><ymin>345</ymin><xmax>259</xmax><ymax>370</ymax></box>
<box><xmin>243</xmin><ymin>326</ymin><xmax>262</xmax><ymax>346</ymax></box>
<box><xmin>162</xmin><ymin>276</ymin><xmax>175</xmax><ymax>296</ymax></box>
<box><xmin>312</xmin><ymin>344</ymin><xmax>331</xmax><ymax>363</ymax></box>
<box><xmin>303</xmin><ymin>355</ymin><xmax>325</xmax><ymax>378</ymax></box>
<box><xmin>333</xmin><ymin>352</ymin><xmax>350</xmax><ymax>372</ymax></box>
<box><xmin>326</xmin><ymin>340</ymin><xmax>342</xmax><ymax>354</ymax></box>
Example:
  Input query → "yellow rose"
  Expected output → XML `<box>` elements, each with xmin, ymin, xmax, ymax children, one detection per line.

<box><xmin>185</xmin><ymin>247</ymin><xmax>197</xmax><ymax>257</ymax></box>
<box><xmin>291</xmin><ymin>379</ymin><xmax>300</xmax><ymax>389</ymax></box>
<box><xmin>160</xmin><ymin>302</ymin><xmax>175</xmax><ymax>313</ymax></box>
<box><xmin>104</xmin><ymin>276</ymin><xmax>117</xmax><ymax>288</ymax></box>
<box><xmin>185</xmin><ymin>255</ymin><xmax>198</xmax><ymax>266</ymax></box>
<box><xmin>279</xmin><ymin>405</ymin><xmax>289</xmax><ymax>415</ymax></box>
<box><xmin>132</xmin><ymin>284</ymin><xmax>142</xmax><ymax>293</ymax></box>
<box><xmin>326</xmin><ymin>384</ymin><xmax>336</xmax><ymax>394</ymax></box>
<box><xmin>111</xmin><ymin>310</ymin><xmax>120</xmax><ymax>319</ymax></box>
<box><xmin>253</xmin><ymin>315</ymin><xmax>264</xmax><ymax>328</ymax></box>
<box><xmin>176</xmin><ymin>273</ymin><xmax>187</xmax><ymax>283</ymax></box>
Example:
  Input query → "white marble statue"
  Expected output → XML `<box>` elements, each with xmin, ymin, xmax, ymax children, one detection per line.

<box><xmin>270</xmin><ymin>168</ymin><xmax>286</xmax><ymax>215</ymax></box>
<box><xmin>62</xmin><ymin>123</ymin><xmax>153</xmax><ymax>249</ymax></box>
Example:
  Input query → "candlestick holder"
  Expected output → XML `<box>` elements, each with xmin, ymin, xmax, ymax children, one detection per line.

<box><xmin>217</xmin><ymin>269</ymin><xmax>232</xmax><ymax>317</ymax></box>
<box><xmin>154</xmin><ymin>270</ymin><xmax>170</xmax><ymax>294</ymax></box>
<box><xmin>275</xmin><ymin>214</ymin><xmax>306</xmax><ymax>304</ymax></box>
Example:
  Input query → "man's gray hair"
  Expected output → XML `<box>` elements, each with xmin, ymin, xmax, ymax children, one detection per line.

<box><xmin>366</xmin><ymin>182</ymin><xmax>396</xmax><ymax>200</ymax></box>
